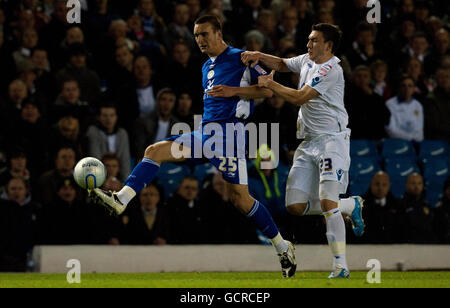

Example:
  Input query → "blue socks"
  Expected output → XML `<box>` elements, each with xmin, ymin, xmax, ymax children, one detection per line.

<box><xmin>247</xmin><ymin>200</ymin><xmax>279</xmax><ymax>239</ymax></box>
<box><xmin>125</xmin><ymin>158</ymin><xmax>160</xmax><ymax>194</ymax></box>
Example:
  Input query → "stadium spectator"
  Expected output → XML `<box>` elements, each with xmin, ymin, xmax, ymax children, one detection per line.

<box><xmin>30</xmin><ymin>47</ymin><xmax>57</xmax><ymax>108</ymax></box>
<box><xmin>423</xmin><ymin>68</ymin><xmax>450</xmax><ymax>142</ymax></box>
<box><xmin>354</xmin><ymin>171</ymin><xmax>402</xmax><ymax>244</ymax></box>
<box><xmin>48</xmin><ymin>115</ymin><xmax>85</xmax><ymax>159</ymax></box>
<box><xmin>276</xmin><ymin>7</ymin><xmax>299</xmax><ymax>46</ymax></box>
<box><xmin>0</xmin><ymin>177</ymin><xmax>39</xmax><ymax>272</ymax></box>
<box><xmin>101</xmin><ymin>153</ymin><xmax>123</xmax><ymax>192</ymax></box>
<box><xmin>250</xmin><ymin>95</ymin><xmax>298</xmax><ymax>164</ymax></box>
<box><xmin>38</xmin><ymin>0</ymin><xmax>70</xmax><ymax>57</ymax></box>
<box><xmin>433</xmin><ymin>176</ymin><xmax>450</xmax><ymax>244</ymax></box>
<box><xmin>37</xmin><ymin>146</ymin><xmax>79</xmax><ymax>205</ymax></box>
<box><xmin>6</xmin><ymin>99</ymin><xmax>49</xmax><ymax>178</ymax></box>
<box><xmin>166</xmin><ymin>177</ymin><xmax>204</xmax><ymax>244</ymax></box>
<box><xmin>186</xmin><ymin>0</ymin><xmax>202</xmax><ymax>30</ymax></box>
<box><xmin>138</xmin><ymin>0</ymin><xmax>166</xmax><ymax>42</ymax></box>
<box><xmin>121</xmin><ymin>183</ymin><xmax>170</xmax><ymax>245</ymax></box>
<box><xmin>163</xmin><ymin>41</ymin><xmax>202</xmax><ymax>112</ymax></box>
<box><xmin>244</xmin><ymin>29</ymin><xmax>265</xmax><ymax>52</ymax></box>
<box><xmin>51</xmin><ymin>78</ymin><xmax>92</xmax><ymax>128</ymax></box>
<box><xmin>345</xmin><ymin>22</ymin><xmax>381</xmax><ymax>69</ymax></box>
<box><xmin>39</xmin><ymin>177</ymin><xmax>93</xmax><ymax>245</ymax></box>
<box><xmin>3</xmin><ymin>80</ymin><xmax>28</xmax><ymax>123</ymax></box>
<box><xmin>230</xmin><ymin>0</ymin><xmax>264</xmax><ymax>47</ymax></box>
<box><xmin>402</xmin><ymin>56</ymin><xmax>430</xmax><ymax>102</ymax></box>
<box><xmin>255</xmin><ymin>9</ymin><xmax>278</xmax><ymax>53</ymax></box>
<box><xmin>132</xmin><ymin>88</ymin><xmax>179</xmax><ymax>160</ymax></box>
<box><xmin>199</xmin><ymin>172</ymin><xmax>259</xmax><ymax>244</ymax></box>
<box><xmin>345</xmin><ymin>65</ymin><xmax>390</xmax><ymax>140</ymax></box>
<box><xmin>55</xmin><ymin>43</ymin><xmax>101</xmax><ymax>104</ymax></box>
<box><xmin>174</xmin><ymin>91</ymin><xmax>195</xmax><ymax>130</ymax></box>
<box><xmin>398</xmin><ymin>173</ymin><xmax>437</xmax><ymax>243</ymax></box>
<box><xmin>107</xmin><ymin>45</ymin><xmax>135</xmax><ymax>92</ymax></box>
<box><xmin>400</xmin><ymin>32</ymin><xmax>430</xmax><ymax>64</ymax></box>
<box><xmin>12</xmin><ymin>28</ymin><xmax>39</xmax><ymax>69</ymax></box>
<box><xmin>370</xmin><ymin>60</ymin><xmax>392</xmax><ymax>101</ymax></box>
<box><xmin>248</xmin><ymin>144</ymin><xmax>290</xmax><ymax>237</ymax></box>
<box><xmin>424</xmin><ymin>28</ymin><xmax>450</xmax><ymax>75</ymax></box>
<box><xmin>389</xmin><ymin>17</ymin><xmax>416</xmax><ymax>61</ymax></box>
<box><xmin>52</xmin><ymin>26</ymin><xmax>86</xmax><ymax>70</ymax></box>
<box><xmin>116</xmin><ymin>56</ymin><xmax>165</xmax><ymax>131</ymax></box>
<box><xmin>164</xmin><ymin>3</ymin><xmax>196</xmax><ymax>53</ymax></box>
<box><xmin>86</xmin><ymin>103</ymin><xmax>131</xmax><ymax>182</ymax></box>
<box><xmin>16</xmin><ymin>59</ymin><xmax>37</xmax><ymax>97</ymax></box>
<box><xmin>385</xmin><ymin>75</ymin><xmax>424</xmax><ymax>142</ymax></box>
<box><xmin>0</xmin><ymin>149</ymin><xmax>31</xmax><ymax>196</ymax></box>
<box><xmin>294</xmin><ymin>0</ymin><xmax>314</xmax><ymax>54</ymax></box>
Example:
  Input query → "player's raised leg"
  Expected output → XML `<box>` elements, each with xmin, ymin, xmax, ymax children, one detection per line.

<box><xmin>227</xmin><ymin>183</ymin><xmax>296</xmax><ymax>278</ymax></box>
<box><xmin>91</xmin><ymin>140</ymin><xmax>188</xmax><ymax>215</ymax></box>
<box><xmin>338</xmin><ymin>196</ymin><xmax>365</xmax><ymax>237</ymax></box>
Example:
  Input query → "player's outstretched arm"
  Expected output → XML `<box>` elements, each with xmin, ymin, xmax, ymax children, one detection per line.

<box><xmin>241</xmin><ymin>51</ymin><xmax>291</xmax><ymax>73</ymax></box>
<box><xmin>258</xmin><ymin>71</ymin><xmax>319</xmax><ymax>106</ymax></box>
<box><xmin>208</xmin><ymin>85</ymin><xmax>273</xmax><ymax>99</ymax></box>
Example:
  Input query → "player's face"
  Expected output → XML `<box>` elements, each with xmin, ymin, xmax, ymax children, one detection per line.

<box><xmin>194</xmin><ymin>22</ymin><xmax>222</xmax><ymax>56</ymax></box>
<box><xmin>307</xmin><ymin>31</ymin><xmax>331</xmax><ymax>63</ymax></box>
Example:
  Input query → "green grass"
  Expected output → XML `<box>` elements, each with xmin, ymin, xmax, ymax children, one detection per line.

<box><xmin>0</xmin><ymin>272</ymin><xmax>449</xmax><ymax>288</ymax></box>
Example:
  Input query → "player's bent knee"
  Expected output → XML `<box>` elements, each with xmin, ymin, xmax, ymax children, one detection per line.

<box><xmin>286</xmin><ymin>203</ymin><xmax>308</xmax><ymax>216</ymax></box>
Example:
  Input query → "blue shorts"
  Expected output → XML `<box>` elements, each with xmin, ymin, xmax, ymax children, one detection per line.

<box><xmin>165</xmin><ymin>121</ymin><xmax>248</xmax><ymax>184</ymax></box>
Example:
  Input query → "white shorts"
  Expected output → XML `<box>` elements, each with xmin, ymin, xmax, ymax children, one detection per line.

<box><xmin>286</xmin><ymin>130</ymin><xmax>350</xmax><ymax>206</ymax></box>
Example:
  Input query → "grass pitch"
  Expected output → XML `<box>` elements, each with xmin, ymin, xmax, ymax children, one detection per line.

<box><xmin>0</xmin><ymin>271</ymin><xmax>449</xmax><ymax>288</ymax></box>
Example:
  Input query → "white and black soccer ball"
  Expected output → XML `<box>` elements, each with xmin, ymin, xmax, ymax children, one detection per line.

<box><xmin>73</xmin><ymin>157</ymin><xmax>106</xmax><ymax>190</ymax></box>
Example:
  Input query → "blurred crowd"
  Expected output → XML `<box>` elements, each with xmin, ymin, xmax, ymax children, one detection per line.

<box><xmin>0</xmin><ymin>0</ymin><xmax>449</xmax><ymax>272</ymax></box>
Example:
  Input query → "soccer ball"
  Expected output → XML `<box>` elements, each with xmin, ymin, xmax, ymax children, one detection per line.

<box><xmin>73</xmin><ymin>157</ymin><xmax>106</xmax><ymax>190</ymax></box>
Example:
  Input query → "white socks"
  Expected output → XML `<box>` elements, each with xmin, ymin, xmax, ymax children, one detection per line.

<box><xmin>116</xmin><ymin>185</ymin><xmax>136</xmax><ymax>206</ymax></box>
<box><xmin>270</xmin><ymin>233</ymin><xmax>289</xmax><ymax>254</ymax></box>
<box><xmin>323</xmin><ymin>208</ymin><xmax>348</xmax><ymax>270</ymax></box>
<box><xmin>338</xmin><ymin>197</ymin><xmax>355</xmax><ymax>216</ymax></box>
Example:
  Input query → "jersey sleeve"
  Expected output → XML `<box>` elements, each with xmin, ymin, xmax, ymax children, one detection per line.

<box><xmin>306</xmin><ymin>64</ymin><xmax>339</xmax><ymax>95</ymax></box>
<box><xmin>285</xmin><ymin>54</ymin><xmax>306</xmax><ymax>73</ymax></box>
<box><xmin>248</xmin><ymin>66</ymin><xmax>260</xmax><ymax>85</ymax></box>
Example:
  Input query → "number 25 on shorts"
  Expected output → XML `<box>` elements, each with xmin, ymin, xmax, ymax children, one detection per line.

<box><xmin>218</xmin><ymin>157</ymin><xmax>238</xmax><ymax>172</ymax></box>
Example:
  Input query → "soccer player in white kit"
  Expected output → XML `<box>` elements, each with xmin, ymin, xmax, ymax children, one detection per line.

<box><xmin>242</xmin><ymin>23</ymin><xmax>365</xmax><ymax>278</ymax></box>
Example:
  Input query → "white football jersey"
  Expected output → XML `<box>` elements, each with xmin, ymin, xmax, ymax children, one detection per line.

<box><xmin>286</xmin><ymin>54</ymin><xmax>348</xmax><ymax>138</ymax></box>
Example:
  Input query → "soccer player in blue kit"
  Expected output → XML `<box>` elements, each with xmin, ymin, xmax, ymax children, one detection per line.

<box><xmin>91</xmin><ymin>15</ymin><xmax>297</xmax><ymax>278</ymax></box>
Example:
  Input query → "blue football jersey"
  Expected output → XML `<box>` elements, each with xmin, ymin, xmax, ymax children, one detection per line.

<box><xmin>201</xmin><ymin>46</ymin><xmax>260</xmax><ymax>123</ymax></box>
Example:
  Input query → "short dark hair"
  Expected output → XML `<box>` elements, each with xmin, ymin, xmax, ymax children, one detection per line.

<box><xmin>194</xmin><ymin>15</ymin><xmax>222</xmax><ymax>32</ymax></box>
<box><xmin>312</xmin><ymin>23</ymin><xmax>342</xmax><ymax>54</ymax></box>
<box><xmin>156</xmin><ymin>88</ymin><xmax>176</xmax><ymax>101</ymax></box>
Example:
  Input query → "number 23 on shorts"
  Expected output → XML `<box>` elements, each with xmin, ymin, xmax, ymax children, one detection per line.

<box><xmin>319</xmin><ymin>158</ymin><xmax>333</xmax><ymax>172</ymax></box>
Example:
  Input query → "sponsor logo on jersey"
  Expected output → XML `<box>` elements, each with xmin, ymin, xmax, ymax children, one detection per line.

<box><xmin>319</xmin><ymin>64</ymin><xmax>332</xmax><ymax>76</ymax></box>
<box><xmin>336</xmin><ymin>169</ymin><xmax>344</xmax><ymax>181</ymax></box>
<box><xmin>311</xmin><ymin>76</ymin><xmax>322</xmax><ymax>87</ymax></box>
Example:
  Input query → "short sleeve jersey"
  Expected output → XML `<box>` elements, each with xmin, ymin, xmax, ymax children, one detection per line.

<box><xmin>286</xmin><ymin>54</ymin><xmax>348</xmax><ymax>138</ymax></box>
<box><xmin>202</xmin><ymin>46</ymin><xmax>260</xmax><ymax>123</ymax></box>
